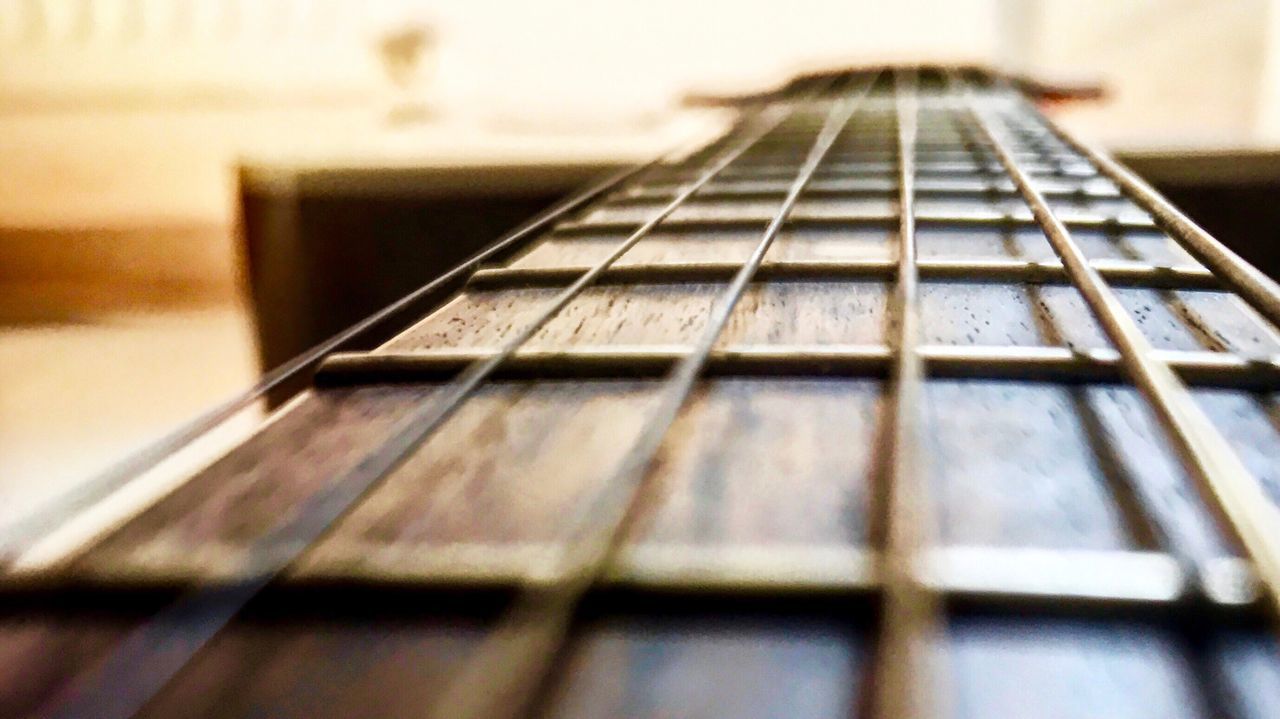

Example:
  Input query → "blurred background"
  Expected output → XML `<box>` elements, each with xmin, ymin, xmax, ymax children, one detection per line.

<box><xmin>4</xmin><ymin>0</ymin><xmax>1280</xmax><ymax>521</ymax></box>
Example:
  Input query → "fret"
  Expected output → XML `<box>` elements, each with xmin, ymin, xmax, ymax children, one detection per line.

<box><xmin>52</xmin><ymin>543</ymin><xmax>1260</xmax><ymax>615</ymax></box>
<box><xmin>650</xmin><ymin>158</ymin><xmax>1100</xmax><ymax>178</ymax></box>
<box><xmin>585</xmin><ymin>193</ymin><xmax>1144</xmax><ymax>225</ymax></box>
<box><xmin>516</xmin><ymin>225</ymin><xmax>1197</xmax><ymax>268</ymax></box>
<box><xmin>620</xmin><ymin>175</ymin><xmax>1122</xmax><ymax>201</ymax></box>
<box><xmin>320</xmin><ymin>344</ymin><xmax>1280</xmax><ymax>386</ymax></box>
<box><xmin>315</xmin><ymin>345</ymin><xmax>1280</xmax><ymax>390</ymax></box>
<box><xmin>709</xmin><ymin>151</ymin><xmax>1090</xmax><ymax>167</ymax></box>
<box><xmin>553</xmin><ymin>209</ymin><xmax>1158</xmax><ymax>235</ymax></box>
<box><xmin>466</xmin><ymin>258</ymin><xmax>1219</xmax><ymax>290</ymax></box>
<box><xmin>10</xmin><ymin>67</ymin><xmax>1280</xmax><ymax>719</ymax></box>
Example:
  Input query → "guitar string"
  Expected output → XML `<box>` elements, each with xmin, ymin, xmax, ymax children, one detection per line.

<box><xmin>33</xmin><ymin>93</ymin><xmax>797</xmax><ymax>719</ymax></box>
<box><xmin>424</xmin><ymin>73</ymin><xmax>878</xmax><ymax>719</ymax></box>
<box><xmin>871</xmin><ymin>65</ymin><xmax>949</xmax><ymax>719</ymax></box>
<box><xmin>954</xmin><ymin>71</ymin><xmax>1280</xmax><ymax>621</ymax></box>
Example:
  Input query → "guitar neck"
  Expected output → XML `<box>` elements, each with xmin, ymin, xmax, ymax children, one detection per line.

<box><xmin>7</xmin><ymin>66</ymin><xmax>1280</xmax><ymax>719</ymax></box>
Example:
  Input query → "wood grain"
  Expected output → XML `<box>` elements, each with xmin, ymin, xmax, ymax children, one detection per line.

<box><xmin>72</xmin><ymin>378</ymin><xmax>884</xmax><ymax>578</ymax></box>
<box><xmin>627</xmin><ymin>174</ymin><xmax>1121</xmax><ymax>197</ymax></box>
<box><xmin>9</xmin><ymin>608</ymin><xmax>1278</xmax><ymax>719</ymax></box>
<box><xmin>575</xmin><ymin>195</ymin><xmax>1149</xmax><ymax>228</ymax></box>
<box><xmin>915</xmin><ymin>226</ymin><xmax>1199</xmax><ymax>265</ymax></box>
<box><xmin>386</xmin><ymin>279</ymin><xmax>1278</xmax><ymax>358</ymax></box>
<box><xmin>541</xmin><ymin>614</ymin><xmax>867</xmax><ymax>719</ymax></box>
<box><xmin>66</xmin><ymin>377</ymin><xmax>1280</xmax><ymax>583</ymax></box>
<box><xmin>512</xmin><ymin>226</ymin><xmax>894</xmax><ymax>268</ymax></box>
<box><xmin>386</xmin><ymin>282</ymin><xmax>890</xmax><ymax>351</ymax></box>
<box><xmin>919</xmin><ymin>284</ymin><xmax>1280</xmax><ymax>355</ymax></box>
<box><xmin>0</xmin><ymin>607</ymin><xmax>868</xmax><ymax>719</ymax></box>
<box><xmin>948</xmin><ymin>617</ymin><xmax>1209</xmax><ymax>719</ymax></box>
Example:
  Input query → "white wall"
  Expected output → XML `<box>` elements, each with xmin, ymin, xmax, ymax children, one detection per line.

<box><xmin>0</xmin><ymin>0</ymin><xmax>1000</xmax><ymax>115</ymax></box>
<box><xmin>3</xmin><ymin>0</ymin><xmax>1279</xmax><ymax>246</ymax></box>
<box><xmin>418</xmin><ymin>0</ymin><xmax>1000</xmax><ymax>126</ymax></box>
<box><xmin>1019</xmin><ymin>0</ymin><xmax>1276</xmax><ymax>148</ymax></box>
<box><xmin>4</xmin><ymin>0</ymin><xmax>1277</xmax><ymax>146</ymax></box>
<box><xmin>0</xmin><ymin>0</ymin><xmax>376</xmax><ymax>100</ymax></box>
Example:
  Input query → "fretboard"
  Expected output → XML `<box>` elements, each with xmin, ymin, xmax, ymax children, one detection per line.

<box><xmin>7</xmin><ymin>66</ymin><xmax>1280</xmax><ymax>719</ymax></box>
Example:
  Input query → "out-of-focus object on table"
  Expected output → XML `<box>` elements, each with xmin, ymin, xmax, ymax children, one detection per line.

<box><xmin>237</xmin><ymin>112</ymin><xmax>725</xmax><ymax>404</ymax></box>
<box><xmin>239</xmin><ymin>159</ymin><xmax>611</xmax><ymax>404</ymax></box>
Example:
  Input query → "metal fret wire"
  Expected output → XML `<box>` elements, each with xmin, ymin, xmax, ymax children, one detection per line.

<box><xmin>64</xmin><ymin>542</ymin><xmax>1256</xmax><ymax>612</ymax></box>
<box><xmin>954</xmin><ymin>73</ymin><xmax>1280</xmax><ymax>619</ymax></box>
<box><xmin>32</xmin><ymin>100</ymin><xmax>799</xmax><ymax>719</ymax></box>
<box><xmin>426</xmin><ymin>77</ymin><xmax>877</xmax><ymax>719</ymax></box>
<box><xmin>556</xmin><ymin>213</ymin><xmax>1160</xmax><ymax>236</ymax></box>
<box><xmin>665</xmin><ymin>155</ymin><xmax>1089</xmax><ymax>171</ymax></box>
<box><xmin>874</xmin><ymin>67</ymin><xmax>946</xmax><ymax>719</ymax></box>
<box><xmin>466</xmin><ymin>259</ymin><xmax>1219</xmax><ymax>290</ymax></box>
<box><xmin>629</xmin><ymin>189</ymin><xmax>1115</xmax><ymax>204</ymax></box>
<box><xmin>317</xmin><ymin>345</ymin><xmax>1280</xmax><ymax>391</ymax></box>
<box><xmin>619</xmin><ymin>176</ymin><xmax>1122</xmax><ymax>201</ymax></box>
<box><xmin>0</xmin><ymin>157</ymin><xmax>662</xmax><ymax>562</ymax></box>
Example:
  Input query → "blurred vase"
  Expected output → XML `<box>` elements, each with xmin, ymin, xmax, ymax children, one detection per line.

<box><xmin>376</xmin><ymin>21</ymin><xmax>436</xmax><ymax>125</ymax></box>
